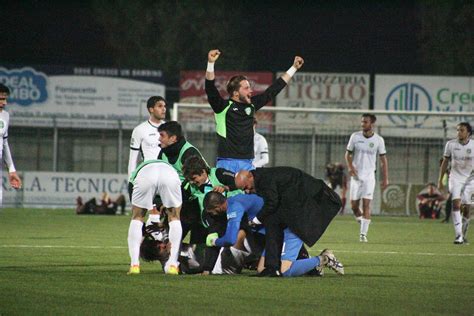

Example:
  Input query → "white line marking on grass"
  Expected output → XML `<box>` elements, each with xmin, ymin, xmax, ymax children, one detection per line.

<box><xmin>331</xmin><ymin>249</ymin><xmax>474</xmax><ymax>257</ymax></box>
<box><xmin>1</xmin><ymin>245</ymin><xmax>472</xmax><ymax>257</ymax></box>
<box><xmin>0</xmin><ymin>245</ymin><xmax>127</xmax><ymax>249</ymax></box>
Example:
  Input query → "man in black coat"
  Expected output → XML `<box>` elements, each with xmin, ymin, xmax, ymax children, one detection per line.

<box><xmin>235</xmin><ymin>167</ymin><xmax>342</xmax><ymax>276</ymax></box>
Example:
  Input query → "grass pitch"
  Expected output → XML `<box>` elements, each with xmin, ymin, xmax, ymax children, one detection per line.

<box><xmin>0</xmin><ymin>208</ymin><xmax>472</xmax><ymax>315</ymax></box>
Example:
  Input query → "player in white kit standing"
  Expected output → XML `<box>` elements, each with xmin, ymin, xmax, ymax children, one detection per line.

<box><xmin>128</xmin><ymin>96</ymin><xmax>167</xmax><ymax>178</ymax></box>
<box><xmin>128</xmin><ymin>160</ymin><xmax>182</xmax><ymax>275</ymax></box>
<box><xmin>345</xmin><ymin>113</ymin><xmax>389</xmax><ymax>242</ymax></box>
<box><xmin>0</xmin><ymin>83</ymin><xmax>22</xmax><ymax>206</ymax></box>
<box><xmin>438</xmin><ymin>122</ymin><xmax>474</xmax><ymax>244</ymax></box>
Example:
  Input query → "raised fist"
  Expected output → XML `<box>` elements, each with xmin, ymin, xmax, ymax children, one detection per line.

<box><xmin>208</xmin><ymin>49</ymin><xmax>221</xmax><ymax>63</ymax></box>
<box><xmin>293</xmin><ymin>56</ymin><xmax>304</xmax><ymax>69</ymax></box>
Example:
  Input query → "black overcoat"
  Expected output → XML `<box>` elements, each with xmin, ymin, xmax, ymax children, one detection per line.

<box><xmin>253</xmin><ymin>167</ymin><xmax>341</xmax><ymax>246</ymax></box>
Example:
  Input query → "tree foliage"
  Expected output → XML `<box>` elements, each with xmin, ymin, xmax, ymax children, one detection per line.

<box><xmin>418</xmin><ymin>1</ymin><xmax>474</xmax><ymax>75</ymax></box>
<box><xmin>92</xmin><ymin>0</ymin><xmax>251</xmax><ymax>82</ymax></box>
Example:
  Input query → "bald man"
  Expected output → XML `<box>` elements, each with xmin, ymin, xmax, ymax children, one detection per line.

<box><xmin>235</xmin><ymin>167</ymin><xmax>341</xmax><ymax>276</ymax></box>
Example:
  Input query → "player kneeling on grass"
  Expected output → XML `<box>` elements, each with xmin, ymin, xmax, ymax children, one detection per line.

<box><xmin>204</xmin><ymin>192</ymin><xmax>344</xmax><ymax>277</ymax></box>
<box><xmin>127</xmin><ymin>159</ymin><xmax>183</xmax><ymax>275</ymax></box>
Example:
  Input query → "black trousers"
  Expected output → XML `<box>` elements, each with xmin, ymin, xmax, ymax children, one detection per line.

<box><xmin>263</xmin><ymin>213</ymin><xmax>287</xmax><ymax>271</ymax></box>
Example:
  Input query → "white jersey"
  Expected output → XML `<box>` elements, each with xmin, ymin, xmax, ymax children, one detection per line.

<box><xmin>0</xmin><ymin>110</ymin><xmax>15</xmax><ymax>172</ymax></box>
<box><xmin>443</xmin><ymin>138</ymin><xmax>474</xmax><ymax>182</ymax></box>
<box><xmin>346</xmin><ymin>131</ymin><xmax>386</xmax><ymax>178</ymax></box>
<box><xmin>253</xmin><ymin>132</ymin><xmax>269</xmax><ymax>168</ymax></box>
<box><xmin>128</xmin><ymin>120</ymin><xmax>164</xmax><ymax>177</ymax></box>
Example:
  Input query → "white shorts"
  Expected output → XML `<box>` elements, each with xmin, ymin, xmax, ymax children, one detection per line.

<box><xmin>461</xmin><ymin>179</ymin><xmax>474</xmax><ymax>205</ymax></box>
<box><xmin>131</xmin><ymin>162</ymin><xmax>182</xmax><ymax>210</ymax></box>
<box><xmin>350</xmin><ymin>174</ymin><xmax>375</xmax><ymax>200</ymax></box>
<box><xmin>449</xmin><ymin>178</ymin><xmax>466</xmax><ymax>201</ymax></box>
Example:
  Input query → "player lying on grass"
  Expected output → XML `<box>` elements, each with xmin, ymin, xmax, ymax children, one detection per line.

<box><xmin>139</xmin><ymin>214</ymin><xmax>324</xmax><ymax>276</ymax></box>
<box><xmin>204</xmin><ymin>192</ymin><xmax>344</xmax><ymax>277</ymax></box>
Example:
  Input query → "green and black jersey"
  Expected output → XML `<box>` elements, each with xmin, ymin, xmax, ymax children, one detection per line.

<box><xmin>158</xmin><ymin>138</ymin><xmax>205</xmax><ymax>182</ymax></box>
<box><xmin>205</xmin><ymin>77</ymin><xmax>287</xmax><ymax>159</ymax></box>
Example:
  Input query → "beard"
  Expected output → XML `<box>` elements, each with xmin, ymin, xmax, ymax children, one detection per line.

<box><xmin>238</xmin><ymin>94</ymin><xmax>251</xmax><ymax>104</ymax></box>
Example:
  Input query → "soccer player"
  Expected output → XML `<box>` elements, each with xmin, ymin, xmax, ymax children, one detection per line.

<box><xmin>127</xmin><ymin>160</ymin><xmax>182</xmax><ymax>275</ymax></box>
<box><xmin>157</xmin><ymin>121</ymin><xmax>205</xmax><ymax>181</ymax></box>
<box><xmin>345</xmin><ymin>113</ymin><xmax>389</xmax><ymax>242</ymax></box>
<box><xmin>438</xmin><ymin>122</ymin><xmax>474</xmax><ymax>244</ymax></box>
<box><xmin>253</xmin><ymin>118</ymin><xmax>269</xmax><ymax>168</ymax></box>
<box><xmin>205</xmin><ymin>49</ymin><xmax>303</xmax><ymax>173</ymax></box>
<box><xmin>182</xmin><ymin>155</ymin><xmax>241</xmax><ymax>226</ymax></box>
<box><xmin>0</xmin><ymin>83</ymin><xmax>22</xmax><ymax>206</ymax></box>
<box><xmin>204</xmin><ymin>192</ymin><xmax>344</xmax><ymax>277</ymax></box>
<box><xmin>127</xmin><ymin>96</ymin><xmax>166</xmax><ymax>178</ymax></box>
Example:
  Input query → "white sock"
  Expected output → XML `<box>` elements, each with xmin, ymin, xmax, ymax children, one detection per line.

<box><xmin>462</xmin><ymin>216</ymin><xmax>470</xmax><ymax>238</ymax></box>
<box><xmin>146</xmin><ymin>214</ymin><xmax>161</xmax><ymax>225</ymax></box>
<box><xmin>452</xmin><ymin>211</ymin><xmax>462</xmax><ymax>238</ymax></box>
<box><xmin>211</xmin><ymin>248</ymin><xmax>225</xmax><ymax>275</ymax></box>
<box><xmin>167</xmin><ymin>220</ymin><xmax>182</xmax><ymax>267</ymax></box>
<box><xmin>355</xmin><ymin>216</ymin><xmax>363</xmax><ymax>223</ymax></box>
<box><xmin>127</xmin><ymin>220</ymin><xmax>143</xmax><ymax>266</ymax></box>
<box><xmin>360</xmin><ymin>218</ymin><xmax>371</xmax><ymax>236</ymax></box>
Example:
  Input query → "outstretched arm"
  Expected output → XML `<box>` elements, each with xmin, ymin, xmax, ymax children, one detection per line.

<box><xmin>205</xmin><ymin>49</ymin><xmax>227</xmax><ymax>113</ymax></box>
<box><xmin>205</xmin><ymin>49</ymin><xmax>221</xmax><ymax>81</ymax></box>
<box><xmin>252</xmin><ymin>56</ymin><xmax>304</xmax><ymax>110</ymax></box>
<box><xmin>280</xmin><ymin>56</ymin><xmax>304</xmax><ymax>83</ymax></box>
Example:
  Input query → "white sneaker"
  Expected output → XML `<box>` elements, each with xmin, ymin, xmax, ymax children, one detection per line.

<box><xmin>453</xmin><ymin>235</ymin><xmax>464</xmax><ymax>244</ymax></box>
<box><xmin>360</xmin><ymin>234</ymin><xmax>368</xmax><ymax>243</ymax></box>
<box><xmin>320</xmin><ymin>249</ymin><xmax>344</xmax><ymax>275</ymax></box>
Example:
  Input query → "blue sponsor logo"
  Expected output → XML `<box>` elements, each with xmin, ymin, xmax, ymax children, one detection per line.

<box><xmin>0</xmin><ymin>67</ymin><xmax>48</xmax><ymax>106</ymax></box>
<box><xmin>385</xmin><ymin>83</ymin><xmax>432</xmax><ymax>127</ymax></box>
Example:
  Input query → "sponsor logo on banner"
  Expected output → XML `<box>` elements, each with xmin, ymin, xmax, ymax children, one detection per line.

<box><xmin>275</xmin><ymin>72</ymin><xmax>370</xmax><ymax>133</ymax></box>
<box><xmin>0</xmin><ymin>67</ymin><xmax>48</xmax><ymax>106</ymax></box>
<box><xmin>385</xmin><ymin>83</ymin><xmax>432</xmax><ymax>127</ymax></box>
<box><xmin>375</xmin><ymin>75</ymin><xmax>474</xmax><ymax>137</ymax></box>
<box><xmin>0</xmin><ymin>64</ymin><xmax>165</xmax><ymax>129</ymax></box>
<box><xmin>2</xmin><ymin>171</ymin><xmax>129</xmax><ymax>208</ymax></box>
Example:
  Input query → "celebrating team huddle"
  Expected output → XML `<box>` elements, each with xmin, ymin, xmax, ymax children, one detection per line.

<box><xmin>125</xmin><ymin>49</ymin><xmax>472</xmax><ymax>278</ymax></box>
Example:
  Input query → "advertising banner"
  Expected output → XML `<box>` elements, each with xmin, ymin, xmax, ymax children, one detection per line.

<box><xmin>179</xmin><ymin>71</ymin><xmax>273</xmax><ymax>132</ymax></box>
<box><xmin>381</xmin><ymin>183</ymin><xmax>427</xmax><ymax>216</ymax></box>
<box><xmin>2</xmin><ymin>171</ymin><xmax>129</xmax><ymax>208</ymax></box>
<box><xmin>0</xmin><ymin>65</ymin><xmax>165</xmax><ymax>129</ymax></box>
<box><xmin>275</xmin><ymin>72</ymin><xmax>370</xmax><ymax>133</ymax></box>
<box><xmin>374</xmin><ymin>75</ymin><xmax>474</xmax><ymax>138</ymax></box>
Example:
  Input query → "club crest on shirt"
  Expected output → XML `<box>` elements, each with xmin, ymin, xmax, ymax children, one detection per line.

<box><xmin>467</xmin><ymin>149</ymin><xmax>472</xmax><ymax>154</ymax></box>
<box><xmin>0</xmin><ymin>119</ymin><xmax>4</xmax><ymax>133</ymax></box>
<box><xmin>369</xmin><ymin>143</ymin><xmax>374</xmax><ymax>148</ymax></box>
<box><xmin>245</xmin><ymin>107</ymin><xmax>252</xmax><ymax>116</ymax></box>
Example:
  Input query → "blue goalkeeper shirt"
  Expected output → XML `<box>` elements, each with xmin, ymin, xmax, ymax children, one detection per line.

<box><xmin>215</xmin><ymin>194</ymin><xmax>264</xmax><ymax>247</ymax></box>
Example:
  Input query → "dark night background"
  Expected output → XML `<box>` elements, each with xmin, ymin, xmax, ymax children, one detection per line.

<box><xmin>1</xmin><ymin>1</ymin><xmax>472</xmax><ymax>103</ymax></box>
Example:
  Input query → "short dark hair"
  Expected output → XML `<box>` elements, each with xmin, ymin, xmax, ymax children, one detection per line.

<box><xmin>183</xmin><ymin>155</ymin><xmax>210</xmax><ymax>181</ymax></box>
<box><xmin>147</xmin><ymin>96</ymin><xmax>166</xmax><ymax>109</ymax></box>
<box><xmin>0</xmin><ymin>83</ymin><xmax>10</xmax><ymax>95</ymax></box>
<box><xmin>362</xmin><ymin>113</ymin><xmax>376</xmax><ymax>123</ymax></box>
<box><xmin>458</xmin><ymin>122</ymin><xmax>472</xmax><ymax>136</ymax></box>
<box><xmin>203</xmin><ymin>191</ymin><xmax>226</xmax><ymax>212</ymax></box>
<box><xmin>226</xmin><ymin>75</ymin><xmax>247</xmax><ymax>96</ymax></box>
<box><xmin>158</xmin><ymin>121</ymin><xmax>183</xmax><ymax>140</ymax></box>
<box><xmin>140</xmin><ymin>238</ymin><xmax>169</xmax><ymax>267</ymax></box>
